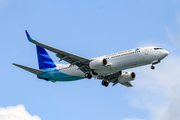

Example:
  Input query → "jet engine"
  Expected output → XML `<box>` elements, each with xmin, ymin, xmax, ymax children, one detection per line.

<box><xmin>118</xmin><ymin>72</ymin><xmax>136</xmax><ymax>83</ymax></box>
<box><xmin>89</xmin><ymin>58</ymin><xmax>108</xmax><ymax>69</ymax></box>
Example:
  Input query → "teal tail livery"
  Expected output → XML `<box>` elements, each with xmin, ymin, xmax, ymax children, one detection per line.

<box><xmin>13</xmin><ymin>30</ymin><xmax>169</xmax><ymax>87</ymax></box>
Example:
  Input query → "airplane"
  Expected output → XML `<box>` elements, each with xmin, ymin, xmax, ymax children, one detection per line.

<box><xmin>13</xmin><ymin>30</ymin><xmax>169</xmax><ymax>87</ymax></box>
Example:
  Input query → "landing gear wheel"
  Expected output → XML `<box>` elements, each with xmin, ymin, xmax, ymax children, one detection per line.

<box><xmin>105</xmin><ymin>82</ymin><xmax>109</xmax><ymax>87</ymax></box>
<box><xmin>102</xmin><ymin>80</ymin><xmax>109</xmax><ymax>87</ymax></box>
<box><xmin>151</xmin><ymin>66</ymin><xmax>155</xmax><ymax>70</ymax></box>
<box><xmin>85</xmin><ymin>73</ymin><xmax>92</xmax><ymax>79</ymax></box>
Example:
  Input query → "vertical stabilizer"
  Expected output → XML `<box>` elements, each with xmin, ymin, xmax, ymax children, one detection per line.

<box><xmin>36</xmin><ymin>45</ymin><xmax>56</xmax><ymax>69</ymax></box>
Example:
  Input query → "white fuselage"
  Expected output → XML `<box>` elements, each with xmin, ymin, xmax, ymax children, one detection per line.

<box><xmin>17</xmin><ymin>31</ymin><xmax>169</xmax><ymax>85</ymax></box>
<box><xmin>55</xmin><ymin>46</ymin><xmax>168</xmax><ymax>79</ymax></box>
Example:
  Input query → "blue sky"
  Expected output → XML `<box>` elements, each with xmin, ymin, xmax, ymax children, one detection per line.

<box><xmin>1</xmin><ymin>0</ymin><xmax>180</xmax><ymax>120</ymax></box>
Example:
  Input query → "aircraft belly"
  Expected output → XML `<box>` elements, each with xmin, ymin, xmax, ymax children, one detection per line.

<box><xmin>60</xmin><ymin>68</ymin><xmax>84</xmax><ymax>77</ymax></box>
<box><xmin>94</xmin><ymin>68</ymin><xmax>112</xmax><ymax>76</ymax></box>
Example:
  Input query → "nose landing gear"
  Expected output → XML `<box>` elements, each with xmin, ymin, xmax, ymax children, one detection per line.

<box><xmin>151</xmin><ymin>65</ymin><xmax>155</xmax><ymax>70</ymax></box>
<box><xmin>151</xmin><ymin>60</ymin><xmax>160</xmax><ymax>70</ymax></box>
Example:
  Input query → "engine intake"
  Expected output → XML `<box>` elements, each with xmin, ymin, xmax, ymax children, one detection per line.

<box><xmin>118</xmin><ymin>72</ymin><xmax>136</xmax><ymax>83</ymax></box>
<box><xmin>89</xmin><ymin>58</ymin><xmax>108</xmax><ymax>69</ymax></box>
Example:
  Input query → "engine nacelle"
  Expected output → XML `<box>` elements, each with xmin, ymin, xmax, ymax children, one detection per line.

<box><xmin>89</xmin><ymin>58</ymin><xmax>108</xmax><ymax>69</ymax></box>
<box><xmin>118</xmin><ymin>72</ymin><xmax>136</xmax><ymax>83</ymax></box>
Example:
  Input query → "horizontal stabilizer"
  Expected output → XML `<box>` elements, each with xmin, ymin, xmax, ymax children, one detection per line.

<box><xmin>13</xmin><ymin>63</ymin><xmax>45</xmax><ymax>75</ymax></box>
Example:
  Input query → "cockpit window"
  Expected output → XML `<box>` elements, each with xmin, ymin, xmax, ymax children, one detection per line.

<box><xmin>154</xmin><ymin>48</ymin><xmax>162</xmax><ymax>50</ymax></box>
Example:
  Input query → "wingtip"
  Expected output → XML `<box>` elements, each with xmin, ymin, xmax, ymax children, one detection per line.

<box><xmin>25</xmin><ymin>30</ymin><xmax>33</xmax><ymax>42</ymax></box>
<box><xmin>12</xmin><ymin>63</ymin><xmax>18</xmax><ymax>66</ymax></box>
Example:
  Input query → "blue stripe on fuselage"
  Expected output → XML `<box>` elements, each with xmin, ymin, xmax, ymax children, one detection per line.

<box><xmin>37</xmin><ymin>68</ymin><xmax>85</xmax><ymax>81</ymax></box>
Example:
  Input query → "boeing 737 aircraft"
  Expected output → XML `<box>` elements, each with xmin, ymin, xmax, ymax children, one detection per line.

<box><xmin>13</xmin><ymin>30</ymin><xmax>169</xmax><ymax>87</ymax></box>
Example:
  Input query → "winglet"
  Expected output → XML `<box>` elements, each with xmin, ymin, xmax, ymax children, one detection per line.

<box><xmin>25</xmin><ymin>30</ymin><xmax>34</xmax><ymax>42</ymax></box>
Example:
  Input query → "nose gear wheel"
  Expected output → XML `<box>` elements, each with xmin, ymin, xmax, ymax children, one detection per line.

<box><xmin>151</xmin><ymin>66</ymin><xmax>155</xmax><ymax>70</ymax></box>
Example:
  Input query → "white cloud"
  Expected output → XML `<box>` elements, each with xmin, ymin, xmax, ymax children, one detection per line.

<box><xmin>125</xmin><ymin>13</ymin><xmax>180</xmax><ymax>120</ymax></box>
<box><xmin>128</xmin><ymin>55</ymin><xmax>180</xmax><ymax>120</ymax></box>
<box><xmin>0</xmin><ymin>104</ymin><xmax>41</xmax><ymax>120</ymax></box>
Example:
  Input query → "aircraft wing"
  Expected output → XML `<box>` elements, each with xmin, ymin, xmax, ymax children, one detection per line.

<box><xmin>25</xmin><ymin>30</ymin><xmax>91</xmax><ymax>73</ymax></box>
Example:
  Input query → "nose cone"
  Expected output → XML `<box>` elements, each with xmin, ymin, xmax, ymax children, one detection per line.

<box><xmin>160</xmin><ymin>50</ymin><xmax>169</xmax><ymax>60</ymax></box>
<box><xmin>163</xmin><ymin>50</ymin><xmax>169</xmax><ymax>57</ymax></box>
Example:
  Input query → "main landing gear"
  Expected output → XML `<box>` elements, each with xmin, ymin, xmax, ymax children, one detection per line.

<box><xmin>85</xmin><ymin>72</ymin><xmax>109</xmax><ymax>87</ymax></box>
<box><xmin>102</xmin><ymin>80</ymin><xmax>109</xmax><ymax>87</ymax></box>
<box><xmin>85</xmin><ymin>73</ymin><xmax>92</xmax><ymax>79</ymax></box>
<box><xmin>85</xmin><ymin>69</ymin><xmax>98</xmax><ymax>79</ymax></box>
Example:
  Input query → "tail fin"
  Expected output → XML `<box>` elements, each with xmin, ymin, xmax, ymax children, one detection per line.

<box><xmin>36</xmin><ymin>45</ymin><xmax>56</xmax><ymax>69</ymax></box>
